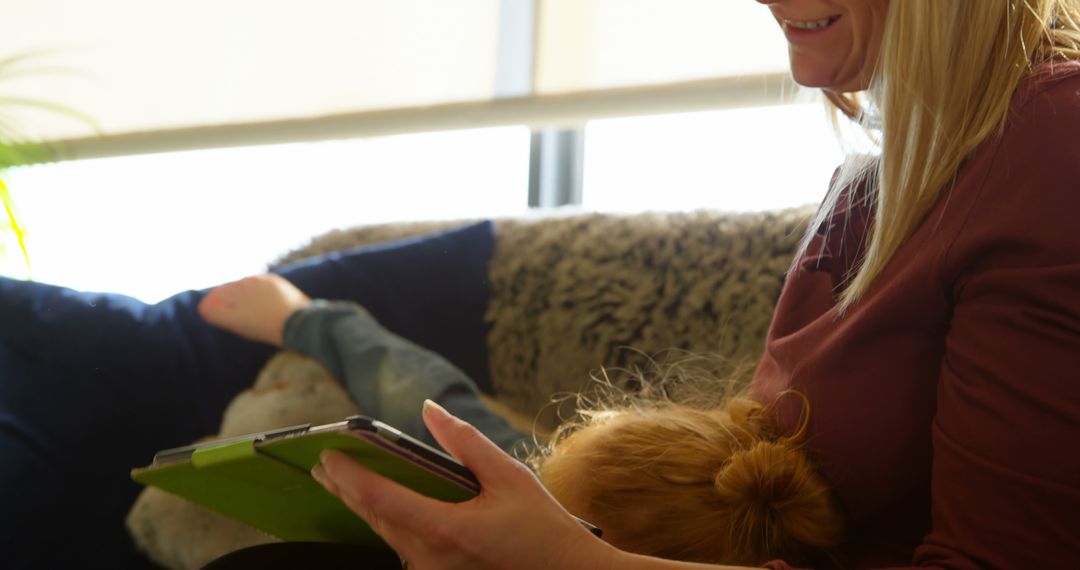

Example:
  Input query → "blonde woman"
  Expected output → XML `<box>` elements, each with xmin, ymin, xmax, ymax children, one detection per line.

<box><xmin>302</xmin><ymin>0</ymin><xmax>1080</xmax><ymax>568</ymax></box>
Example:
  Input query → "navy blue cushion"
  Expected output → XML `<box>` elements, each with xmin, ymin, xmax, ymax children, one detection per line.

<box><xmin>0</xmin><ymin>220</ymin><xmax>494</xmax><ymax>569</ymax></box>
<box><xmin>272</xmin><ymin>222</ymin><xmax>495</xmax><ymax>397</ymax></box>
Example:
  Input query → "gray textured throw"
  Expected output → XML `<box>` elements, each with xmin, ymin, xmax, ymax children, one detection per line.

<box><xmin>273</xmin><ymin>208</ymin><xmax>812</xmax><ymax>429</ymax></box>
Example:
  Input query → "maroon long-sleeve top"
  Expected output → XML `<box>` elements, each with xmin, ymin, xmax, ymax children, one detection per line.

<box><xmin>755</xmin><ymin>61</ymin><xmax>1080</xmax><ymax>569</ymax></box>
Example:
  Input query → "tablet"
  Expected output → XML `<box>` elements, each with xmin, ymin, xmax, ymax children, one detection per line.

<box><xmin>131</xmin><ymin>415</ymin><xmax>479</xmax><ymax>546</ymax></box>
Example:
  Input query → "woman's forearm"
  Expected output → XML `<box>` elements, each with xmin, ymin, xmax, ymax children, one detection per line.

<box><xmin>615</xmin><ymin>551</ymin><xmax>758</xmax><ymax>570</ymax></box>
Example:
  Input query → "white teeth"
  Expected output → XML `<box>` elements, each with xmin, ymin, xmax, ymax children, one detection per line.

<box><xmin>786</xmin><ymin>17</ymin><xmax>835</xmax><ymax>30</ymax></box>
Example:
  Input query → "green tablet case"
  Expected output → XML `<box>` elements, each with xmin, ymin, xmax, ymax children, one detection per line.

<box><xmin>131</xmin><ymin>428</ymin><xmax>477</xmax><ymax>546</ymax></box>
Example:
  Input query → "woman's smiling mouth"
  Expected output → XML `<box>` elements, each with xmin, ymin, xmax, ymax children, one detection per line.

<box><xmin>783</xmin><ymin>15</ymin><xmax>841</xmax><ymax>31</ymax></box>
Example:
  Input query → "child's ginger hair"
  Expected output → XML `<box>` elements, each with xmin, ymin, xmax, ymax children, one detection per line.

<box><xmin>536</xmin><ymin>396</ymin><xmax>845</xmax><ymax>567</ymax></box>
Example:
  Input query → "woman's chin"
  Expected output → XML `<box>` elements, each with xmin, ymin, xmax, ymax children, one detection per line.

<box><xmin>790</xmin><ymin>66</ymin><xmax>868</xmax><ymax>93</ymax></box>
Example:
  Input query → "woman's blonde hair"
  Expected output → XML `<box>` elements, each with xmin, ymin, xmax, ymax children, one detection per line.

<box><xmin>820</xmin><ymin>0</ymin><xmax>1080</xmax><ymax>311</ymax></box>
<box><xmin>535</xmin><ymin>395</ymin><xmax>844</xmax><ymax>566</ymax></box>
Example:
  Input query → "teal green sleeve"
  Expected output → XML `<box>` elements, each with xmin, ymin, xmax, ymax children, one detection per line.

<box><xmin>282</xmin><ymin>300</ymin><xmax>532</xmax><ymax>456</ymax></box>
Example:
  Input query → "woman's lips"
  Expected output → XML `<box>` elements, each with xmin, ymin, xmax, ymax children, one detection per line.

<box><xmin>780</xmin><ymin>15</ymin><xmax>842</xmax><ymax>45</ymax></box>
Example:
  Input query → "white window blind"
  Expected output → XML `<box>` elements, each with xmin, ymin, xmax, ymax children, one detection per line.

<box><xmin>537</xmin><ymin>0</ymin><xmax>789</xmax><ymax>93</ymax></box>
<box><xmin>4</xmin><ymin>0</ymin><xmax>501</xmax><ymax>141</ymax></box>
<box><xmin>4</xmin><ymin>0</ymin><xmax>794</xmax><ymax>155</ymax></box>
<box><xmin>1</xmin><ymin>2</ymin><xmax>817</xmax><ymax>301</ymax></box>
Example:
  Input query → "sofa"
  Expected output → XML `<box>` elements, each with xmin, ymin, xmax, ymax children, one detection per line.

<box><xmin>123</xmin><ymin>206</ymin><xmax>813</xmax><ymax>568</ymax></box>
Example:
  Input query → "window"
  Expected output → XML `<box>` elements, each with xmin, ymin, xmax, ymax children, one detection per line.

<box><xmin>581</xmin><ymin>104</ymin><xmax>842</xmax><ymax>213</ymax></box>
<box><xmin>2</xmin><ymin>1</ymin><xmax>841</xmax><ymax>302</ymax></box>
<box><xmin>6</xmin><ymin>127</ymin><xmax>529</xmax><ymax>302</ymax></box>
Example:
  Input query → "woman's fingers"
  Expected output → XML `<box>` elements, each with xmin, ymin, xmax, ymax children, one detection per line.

<box><xmin>421</xmin><ymin>400</ymin><xmax>535</xmax><ymax>491</ymax></box>
<box><xmin>313</xmin><ymin>411</ymin><xmax>616</xmax><ymax>570</ymax></box>
<box><xmin>330</xmin><ymin>483</ymin><xmax>449</xmax><ymax>566</ymax></box>
<box><xmin>309</xmin><ymin>463</ymin><xmax>340</xmax><ymax>496</ymax></box>
<box><xmin>317</xmin><ymin>449</ymin><xmax>453</xmax><ymax>541</ymax></box>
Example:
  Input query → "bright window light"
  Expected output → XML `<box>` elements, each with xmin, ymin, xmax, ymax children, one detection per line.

<box><xmin>581</xmin><ymin>103</ymin><xmax>844</xmax><ymax>213</ymax></box>
<box><xmin>5</xmin><ymin>126</ymin><xmax>530</xmax><ymax>303</ymax></box>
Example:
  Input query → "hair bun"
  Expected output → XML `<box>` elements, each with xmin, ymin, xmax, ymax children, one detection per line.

<box><xmin>713</xmin><ymin>441</ymin><xmax>844</xmax><ymax>556</ymax></box>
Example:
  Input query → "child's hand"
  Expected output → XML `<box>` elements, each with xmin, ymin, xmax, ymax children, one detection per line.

<box><xmin>197</xmin><ymin>273</ymin><xmax>312</xmax><ymax>347</ymax></box>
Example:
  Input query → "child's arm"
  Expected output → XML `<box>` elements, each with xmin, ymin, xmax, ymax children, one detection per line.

<box><xmin>283</xmin><ymin>298</ymin><xmax>529</xmax><ymax>453</ymax></box>
<box><xmin>198</xmin><ymin>274</ymin><xmax>530</xmax><ymax>454</ymax></box>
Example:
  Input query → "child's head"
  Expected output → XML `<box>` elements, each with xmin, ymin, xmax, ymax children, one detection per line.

<box><xmin>536</xmin><ymin>397</ymin><xmax>844</xmax><ymax>566</ymax></box>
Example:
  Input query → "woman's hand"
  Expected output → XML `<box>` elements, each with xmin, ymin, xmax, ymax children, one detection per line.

<box><xmin>310</xmin><ymin>400</ymin><xmax>619</xmax><ymax>570</ymax></box>
<box><xmin>197</xmin><ymin>273</ymin><xmax>311</xmax><ymax>347</ymax></box>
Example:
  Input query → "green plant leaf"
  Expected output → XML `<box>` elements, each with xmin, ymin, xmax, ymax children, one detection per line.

<box><xmin>0</xmin><ymin>96</ymin><xmax>99</xmax><ymax>132</ymax></box>
<box><xmin>0</xmin><ymin>115</ymin><xmax>52</xmax><ymax>168</ymax></box>
<box><xmin>0</xmin><ymin>178</ymin><xmax>31</xmax><ymax>277</ymax></box>
<box><xmin>0</xmin><ymin>115</ymin><xmax>30</xmax><ymax>143</ymax></box>
<box><xmin>0</xmin><ymin>143</ymin><xmax>50</xmax><ymax>169</ymax></box>
<box><xmin>0</xmin><ymin>49</ymin><xmax>100</xmax><ymax>167</ymax></box>
<box><xmin>0</xmin><ymin>49</ymin><xmax>93</xmax><ymax>83</ymax></box>
<box><xmin>0</xmin><ymin>49</ymin><xmax>64</xmax><ymax>73</ymax></box>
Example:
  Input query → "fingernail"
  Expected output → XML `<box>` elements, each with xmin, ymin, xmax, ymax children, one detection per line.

<box><xmin>312</xmin><ymin>463</ymin><xmax>340</xmax><ymax>495</ymax></box>
<box><xmin>319</xmin><ymin>450</ymin><xmax>334</xmax><ymax>465</ymax></box>
<box><xmin>423</xmin><ymin>399</ymin><xmax>448</xmax><ymax>417</ymax></box>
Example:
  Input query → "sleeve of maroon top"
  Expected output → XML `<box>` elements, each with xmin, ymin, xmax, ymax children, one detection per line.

<box><xmin>765</xmin><ymin>74</ymin><xmax>1080</xmax><ymax>570</ymax></box>
<box><xmin>909</xmin><ymin>74</ymin><xmax>1080</xmax><ymax>569</ymax></box>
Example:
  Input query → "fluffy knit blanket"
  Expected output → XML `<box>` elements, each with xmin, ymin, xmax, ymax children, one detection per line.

<box><xmin>274</xmin><ymin>208</ymin><xmax>811</xmax><ymax>428</ymax></box>
<box><xmin>127</xmin><ymin>207</ymin><xmax>812</xmax><ymax>568</ymax></box>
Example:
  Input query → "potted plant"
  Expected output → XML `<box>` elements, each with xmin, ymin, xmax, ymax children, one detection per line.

<box><xmin>0</xmin><ymin>51</ymin><xmax>94</xmax><ymax>278</ymax></box>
